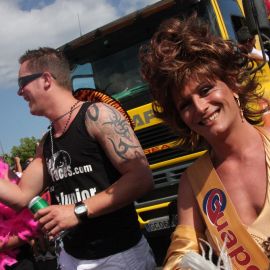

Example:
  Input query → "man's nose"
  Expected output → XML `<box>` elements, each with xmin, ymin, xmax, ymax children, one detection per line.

<box><xmin>17</xmin><ymin>88</ymin><xmax>23</xmax><ymax>96</ymax></box>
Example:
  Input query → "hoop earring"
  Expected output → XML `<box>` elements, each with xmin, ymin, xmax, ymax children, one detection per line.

<box><xmin>235</xmin><ymin>97</ymin><xmax>244</xmax><ymax>122</ymax></box>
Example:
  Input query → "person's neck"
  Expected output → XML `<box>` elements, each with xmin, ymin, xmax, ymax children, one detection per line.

<box><xmin>49</xmin><ymin>98</ymin><xmax>82</xmax><ymax>137</ymax></box>
<box><xmin>209</xmin><ymin>122</ymin><xmax>261</xmax><ymax>166</ymax></box>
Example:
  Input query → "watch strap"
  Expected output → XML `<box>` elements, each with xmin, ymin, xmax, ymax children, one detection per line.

<box><xmin>74</xmin><ymin>201</ymin><xmax>88</xmax><ymax>222</ymax></box>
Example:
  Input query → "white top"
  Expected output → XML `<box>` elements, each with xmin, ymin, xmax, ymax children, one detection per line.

<box><xmin>250</xmin><ymin>48</ymin><xmax>269</xmax><ymax>61</ymax></box>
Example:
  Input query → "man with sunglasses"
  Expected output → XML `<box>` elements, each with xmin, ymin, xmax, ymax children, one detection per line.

<box><xmin>0</xmin><ymin>47</ymin><xmax>156</xmax><ymax>269</ymax></box>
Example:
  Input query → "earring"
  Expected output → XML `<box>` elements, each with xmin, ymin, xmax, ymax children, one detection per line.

<box><xmin>190</xmin><ymin>130</ymin><xmax>199</xmax><ymax>149</ymax></box>
<box><xmin>235</xmin><ymin>96</ymin><xmax>244</xmax><ymax>122</ymax></box>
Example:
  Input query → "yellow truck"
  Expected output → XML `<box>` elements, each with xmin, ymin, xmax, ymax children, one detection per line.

<box><xmin>59</xmin><ymin>0</ymin><xmax>270</xmax><ymax>265</ymax></box>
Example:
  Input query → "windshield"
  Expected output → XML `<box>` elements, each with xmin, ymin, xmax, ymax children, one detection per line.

<box><xmin>71</xmin><ymin>0</ymin><xmax>220</xmax><ymax>108</ymax></box>
<box><xmin>217</xmin><ymin>0</ymin><xmax>244</xmax><ymax>40</ymax></box>
<box><xmin>92</xmin><ymin>42</ymin><xmax>145</xmax><ymax>97</ymax></box>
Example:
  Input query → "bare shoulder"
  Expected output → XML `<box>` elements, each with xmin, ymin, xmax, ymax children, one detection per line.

<box><xmin>85</xmin><ymin>102</ymin><xmax>144</xmax><ymax>162</ymax></box>
<box><xmin>85</xmin><ymin>102</ymin><xmax>132</xmax><ymax>135</ymax></box>
<box><xmin>86</xmin><ymin>101</ymin><xmax>126</xmax><ymax>118</ymax></box>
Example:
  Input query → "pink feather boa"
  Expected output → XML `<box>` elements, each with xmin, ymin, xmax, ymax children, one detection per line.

<box><xmin>0</xmin><ymin>160</ymin><xmax>39</xmax><ymax>269</ymax></box>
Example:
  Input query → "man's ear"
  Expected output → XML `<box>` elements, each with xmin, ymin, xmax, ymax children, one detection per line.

<box><xmin>43</xmin><ymin>72</ymin><xmax>53</xmax><ymax>90</ymax></box>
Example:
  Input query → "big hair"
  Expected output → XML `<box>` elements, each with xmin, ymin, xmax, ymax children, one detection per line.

<box><xmin>140</xmin><ymin>15</ymin><xmax>263</xmax><ymax>148</ymax></box>
<box><xmin>19</xmin><ymin>47</ymin><xmax>72</xmax><ymax>90</ymax></box>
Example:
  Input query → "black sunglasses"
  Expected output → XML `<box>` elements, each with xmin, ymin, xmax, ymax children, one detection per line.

<box><xmin>18</xmin><ymin>73</ymin><xmax>43</xmax><ymax>94</ymax></box>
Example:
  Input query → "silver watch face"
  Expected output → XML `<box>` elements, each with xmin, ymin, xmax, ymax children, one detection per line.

<box><xmin>75</xmin><ymin>204</ymin><xmax>87</xmax><ymax>215</ymax></box>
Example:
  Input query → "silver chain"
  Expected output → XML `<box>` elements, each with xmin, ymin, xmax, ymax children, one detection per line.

<box><xmin>49</xmin><ymin>125</ymin><xmax>55</xmax><ymax>164</ymax></box>
<box><xmin>49</xmin><ymin>100</ymin><xmax>81</xmax><ymax>159</ymax></box>
<box><xmin>61</xmin><ymin>100</ymin><xmax>80</xmax><ymax>135</ymax></box>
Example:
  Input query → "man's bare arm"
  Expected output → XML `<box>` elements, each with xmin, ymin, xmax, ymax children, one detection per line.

<box><xmin>84</xmin><ymin>102</ymin><xmax>154</xmax><ymax>216</ymax></box>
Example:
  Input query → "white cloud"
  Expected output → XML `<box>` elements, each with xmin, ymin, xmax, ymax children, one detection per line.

<box><xmin>117</xmin><ymin>0</ymin><xmax>159</xmax><ymax>14</ymax></box>
<box><xmin>0</xmin><ymin>0</ymin><xmax>158</xmax><ymax>90</ymax></box>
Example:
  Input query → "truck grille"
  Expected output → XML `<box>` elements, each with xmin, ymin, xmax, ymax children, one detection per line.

<box><xmin>146</xmin><ymin>147</ymin><xmax>192</xmax><ymax>165</ymax></box>
<box><xmin>135</xmin><ymin>123</ymin><xmax>178</xmax><ymax>149</ymax></box>
<box><xmin>136</xmin><ymin>160</ymin><xmax>193</xmax><ymax>208</ymax></box>
<box><xmin>136</xmin><ymin>123</ymin><xmax>203</xmax><ymax>165</ymax></box>
<box><xmin>135</xmin><ymin>122</ymin><xmax>204</xmax><ymax>209</ymax></box>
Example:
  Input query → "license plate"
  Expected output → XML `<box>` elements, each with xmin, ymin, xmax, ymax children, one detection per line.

<box><xmin>144</xmin><ymin>215</ymin><xmax>177</xmax><ymax>232</ymax></box>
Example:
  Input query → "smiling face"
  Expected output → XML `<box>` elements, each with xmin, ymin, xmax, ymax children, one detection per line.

<box><xmin>18</xmin><ymin>61</ymin><xmax>51</xmax><ymax>116</ymax></box>
<box><xmin>18</xmin><ymin>61</ymin><xmax>41</xmax><ymax>115</ymax></box>
<box><xmin>174</xmin><ymin>78</ymin><xmax>241</xmax><ymax>143</ymax></box>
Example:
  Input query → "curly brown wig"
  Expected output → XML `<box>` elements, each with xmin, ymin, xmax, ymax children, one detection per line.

<box><xmin>140</xmin><ymin>16</ymin><xmax>263</xmax><ymax>148</ymax></box>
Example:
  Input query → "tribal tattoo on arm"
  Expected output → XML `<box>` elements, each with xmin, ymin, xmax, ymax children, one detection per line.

<box><xmin>86</xmin><ymin>103</ymin><xmax>140</xmax><ymax>160</ymax></box>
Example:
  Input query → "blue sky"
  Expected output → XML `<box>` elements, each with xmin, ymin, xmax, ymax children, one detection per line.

<box><xmin>0</xmin><ymin>0</ymin><xmax>158</xmax><ymax>155</ymax></box>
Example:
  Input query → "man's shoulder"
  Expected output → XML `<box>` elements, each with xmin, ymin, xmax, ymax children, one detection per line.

<box><xmin>86</xmin><ymin>101</ymin><xmax>114</xmax><ymax>110</ymax></box>
<box><xmin>86</xmin><ymin>102</ymin><xmax>122</xmax><ymax>120</ymax></box>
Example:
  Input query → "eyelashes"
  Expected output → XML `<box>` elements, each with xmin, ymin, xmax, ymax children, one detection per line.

<box><xmin>177</xmin><ymin>84</ymin><xmax>214</xmax><ymax>112</ymax></box>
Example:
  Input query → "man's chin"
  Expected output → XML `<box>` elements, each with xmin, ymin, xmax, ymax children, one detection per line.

<box><xmin>29</xmin><ymin>109</ymin><xmax>36</xmax><ymax>115</ymax></box>
<box><xmin>29</xmin><ymin>108</ymin><xmax>41</xmax><ymax>116</ymax></box>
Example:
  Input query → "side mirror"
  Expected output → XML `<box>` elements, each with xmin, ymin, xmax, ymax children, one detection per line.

<box><xmin>243</xmin><ymin>0</ymin><xmax>270</xmax><ymax>36</ymax></box>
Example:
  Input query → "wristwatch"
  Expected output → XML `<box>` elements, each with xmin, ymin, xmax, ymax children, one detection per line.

<box><xmin>74</xmin><ymin>201</ymin><xmax>88</xmax><ymax>222</ymax></box>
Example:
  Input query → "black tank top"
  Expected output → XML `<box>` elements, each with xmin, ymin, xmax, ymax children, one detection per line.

<box><xmin>43</xmin><ymin>102</ymin><xmax>141</xmax><ymax>259</ymax></box>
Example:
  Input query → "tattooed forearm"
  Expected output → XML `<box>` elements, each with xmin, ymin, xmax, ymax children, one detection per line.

<box><xmin>108</xmin><ymin>138</ymin><xmax>139</xmax><ymax>160</ymax></box>
<box><xmin>86</xmin><ymin>103</ymin><xmax>99</xmax><ymax>121</ymax></box>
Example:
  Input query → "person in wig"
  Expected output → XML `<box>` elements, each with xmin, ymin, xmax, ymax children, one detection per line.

<box><xmin>140</xmin><ymin>15</ymin><xmax>270</xmax><ymax>269</ymax></box>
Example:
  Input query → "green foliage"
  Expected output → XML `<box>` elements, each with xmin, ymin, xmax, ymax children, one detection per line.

<box><xmin>2</xmin><ymin>153</ymin><xmax>12</xmax><ymax>166</ymax></box>
<box><xmin>9</xmin><ymin>137</ymin><xmax>39</xmax><ymax>167</ymax></box>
